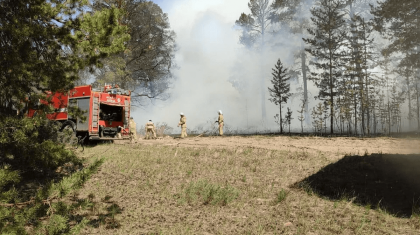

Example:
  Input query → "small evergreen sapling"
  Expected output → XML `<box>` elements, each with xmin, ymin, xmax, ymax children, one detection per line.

<box><xmin>297</xmin><ymin>97</ymin><xmax>307</xmax><ymax>133</ymax></box>
<box><xmin>285</xmin><ymin>107</ymin><xmax>293</xmax><ymax>134</ymax></box>
<box><xmin>268</xmin><ymin>58</ymin><xmax>292</xmax><ymax>134</ymax></box>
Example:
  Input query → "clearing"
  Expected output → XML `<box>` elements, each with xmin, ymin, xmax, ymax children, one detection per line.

<box><xmin>73</xmin><ymin>135</ymin><xmax>420</xmax><ymax>234</ymax></box>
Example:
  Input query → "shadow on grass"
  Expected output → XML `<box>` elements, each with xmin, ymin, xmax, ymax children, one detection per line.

<box><xmin>292</xmin><ymin>153</ymin><xmax>420</xmax><ymax>218</ymax></box>
<box><xmin>69</xmin><ymin>195</ymin><xmax>123</xmax><ymax>230</ymax></box>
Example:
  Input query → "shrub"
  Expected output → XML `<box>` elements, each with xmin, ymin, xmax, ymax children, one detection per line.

<box><xmin>274</xmin><ymin>189</ymin><xmax>288</xmax><ymax>204</ymax></box>
<box><xmin>184</xmin><ymin>179</ymin><xmax>239</xmax><ymax>206</ymax></box>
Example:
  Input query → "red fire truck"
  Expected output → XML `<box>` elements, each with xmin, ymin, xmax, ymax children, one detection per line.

<box><xmin>27</xmin><ymin>84</ymin><xmax>132</xmax><ymax>140</ymax></box>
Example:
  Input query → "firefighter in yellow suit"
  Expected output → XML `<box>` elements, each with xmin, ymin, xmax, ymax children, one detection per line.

<box><xmin>216</xmin><ymin>110</ymin><xmax>224</xmax><ymax>136</ymax></box>
<box><xmin>177</xmin><ymin>112</ymin><xmax>187</xmax><ymax>138</ymax></box>
<box><xmin>129</xmin><ymin>117</ymin><xmax>137</xmax><ymax>143</ymax></box>
<box><xmin>145</xmin><ymin>120</ymin><xmax>156</xmax><ymax>139</ymax></box>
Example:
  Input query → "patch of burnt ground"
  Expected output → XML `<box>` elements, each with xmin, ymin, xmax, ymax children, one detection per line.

<box><xmin>292</xmin><ymin>153</ymin><xmax>420</xmax><ymax>218</ymax></box>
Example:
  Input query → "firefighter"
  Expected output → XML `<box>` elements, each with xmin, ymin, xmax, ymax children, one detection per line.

<box><xmin>177</xmin><ymin>112</ymin><xmax>187</xmax><ymax>138</ymax></box>
<box><xmin>129</xmin><ymin>117</ymin><xmax>137</xmax><ymax>143</ymax></box>
<box><xmin>145</xmin><ymin>120</ymin><xmax>156</xmax><ymax>139</ymax></box>
<box><xmin>215</xmin><ymin>110</ymin><xmax>224</xmax><ymax>136</ymax></box>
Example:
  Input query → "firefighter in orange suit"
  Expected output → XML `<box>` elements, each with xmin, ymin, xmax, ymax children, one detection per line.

<box><xmin>129</xmin><ymin>117</ymin><xmax>137</xmax><ymax>143</ymax></box>
<box><xmin>215</xmin><ymin>110</ymin><xmax>224</xmax><ymax>136</ymax></box>
<box><xmin>177</xmin><ymin>112</ymin><xmax>187</xmax><ymax>138</ymax></box>
<box><xmin>145</xmin><ymin>120</ymin><xmax>156</xmax><ymax>139</ymax></box>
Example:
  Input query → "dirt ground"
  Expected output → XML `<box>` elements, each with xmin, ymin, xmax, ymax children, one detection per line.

<box><xmin>138</xmin><ymin>135</ymin><xmax>420</xmax><ymax>156</ymax></box>
<box><xmin>75</xmin><ymin>135</ymin><xmax>420</xmax><ymax>234</ymax></box>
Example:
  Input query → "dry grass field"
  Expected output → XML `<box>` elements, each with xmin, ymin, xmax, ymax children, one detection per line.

<box><xmin>71</xmin><ymin>136</ymin><xmax>420</xmax><ymax>234</ymax></box>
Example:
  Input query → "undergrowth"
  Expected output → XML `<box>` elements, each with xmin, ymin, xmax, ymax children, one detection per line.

<box><xmin>0</xmin><ymin>158</ymin><xmax>104</xmax><ymax>234</ymax></box>
<box><xmin>182</xmin><ymin>179</ymin><xmax>239</xmax><ymax>206</ymax></box>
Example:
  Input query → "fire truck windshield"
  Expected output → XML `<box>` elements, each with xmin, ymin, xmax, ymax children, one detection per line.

<box><xmin>99</xmin><ymin>104</ymin><xmax>123</xmax><ymax>122</ymax></box>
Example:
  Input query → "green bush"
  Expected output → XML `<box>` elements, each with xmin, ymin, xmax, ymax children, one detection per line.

<box><xmin>39</xmin><ymin>214</ymin><xmax>68</xmax><ymax>235</ymax></box>
<box><xmin>0</xmin><ymin>117</ymin><xmax>81</xmax><ymax>177</ymax></box>
<box><xmin>0</xmin><ymin>156</ymin><xmax>104</xmax><ymax>234</ymax></box>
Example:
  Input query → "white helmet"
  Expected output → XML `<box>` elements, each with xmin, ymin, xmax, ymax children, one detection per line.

<box><xmin>180</xmin><ymin>112</ymin><xmax>184</xmax><ymax>116</ymax></box>
<box><xmin>218</xmin><ymin>110</ymin><xmax>222</xmax><ymax>114</ymax></box>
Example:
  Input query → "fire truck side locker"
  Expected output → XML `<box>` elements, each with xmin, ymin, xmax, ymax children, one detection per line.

<box><xmin>91</xmin><ymin>94</ymin><xmax>100</xmax><ymax>135</ymax></box>
<box><xmin>68</xmin><ymin>98</ymin><xmax>90</xmax><ymax>132</ymax></box>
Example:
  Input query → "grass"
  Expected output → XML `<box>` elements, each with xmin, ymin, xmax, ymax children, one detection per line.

<box><xmin>181</xmin><ymin>179</ymin><xmax>239</xmax><ymax>206</ymax></box>
<box><xmin>274</xmin><ymin>189</ymin><xmax>288</xmax><ymax>204</ymax></box>
<box><xmin>71</xmin><ymin>137</ymin><xmax>420</xmax><ymax>234</ymax></box>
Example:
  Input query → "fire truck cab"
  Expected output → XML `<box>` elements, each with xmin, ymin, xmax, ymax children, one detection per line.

<box><xmin>27</xmin><ymin>84</ymin><xmax>132</xmax><ymax>140</ymax></box>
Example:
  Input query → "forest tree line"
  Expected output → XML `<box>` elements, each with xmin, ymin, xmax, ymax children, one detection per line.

<box><xmin>237</xmin><ymin>0</ymin><xmax>419</xmax><ymax>135</ymax></box>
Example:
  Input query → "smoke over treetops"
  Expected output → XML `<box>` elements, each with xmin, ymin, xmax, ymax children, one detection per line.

<box><xmin>133</xmin><ymin>0</ymin><xmax>318</xmax><ymax>133</ymax></box>
<box><xmin>133</xmin><ymin>0</ymin><xmax>419</xmax><ymax>135</ymax></box>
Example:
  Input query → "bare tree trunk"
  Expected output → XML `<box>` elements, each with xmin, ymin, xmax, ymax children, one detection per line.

<box><xmin>260</xmin><ymin>11</ymin><xmax>267</xmax><ymax>121</ymax></box>
<box><xmin>415</xmin><ymin>82</ymin><xmax>420</xmax><ymax>131</ymax></box>
<box><xmin>301</xmin><ymin>120</ymin><xmax>303</xmax><ymax>133</ymax></box>
<box><xmin>329</xmin><ymin>52</ymin><xmax>334</xmax><ymax>134</ymax></box>
<box><xmin>373</xmin><ymin>109</ymin><xmax>376</xmax><ymax>134</ymax></box>
<box><xmin>280</xmin><ymin>104</ymin><xmax>283</xmax><ymax>134</ymax></box>
<box><xmin>407</xmin><ymin>71</ymin><xmax>412</xmax><ymax>128</ymax></box>
<box><xmin>417</xmin><ymin>44</ymin><xmax>420</xmax><ymax>131</ymax></box>
<box><xmin>349</xmin><ymin>1</ymin><xmax>362</xmax><ymax>136</ymax></box>
<box><xmin>301</xmin><ymin>41</ymin><xmax>309</xmax><ymax>125</ymax></box>
<box><xmin>365</xmin><ymin>74</ymin><xmax>370</xmax><ymax>136</ymax></box>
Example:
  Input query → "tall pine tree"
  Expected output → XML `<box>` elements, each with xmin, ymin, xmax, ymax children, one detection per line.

<box><xmin>303</xmin><ymin>0</ymin><xmax>347</xmax><ymax>134</ymax></box>
<box><xmin>0</xmin><ymin>1</ymin><xmax>129</xmax><ymax>228</ymax></box>
<box><xmin>371</xmin><ymin>0</ymin><xmax>420</xmax><ymax>130</ymax></box>
<box><xmin>236</xmin><ymin>0</ymin><xmax>277</xmax><ymax>120</ymax></box>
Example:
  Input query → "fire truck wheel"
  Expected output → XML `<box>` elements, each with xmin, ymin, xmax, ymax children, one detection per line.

<box><xmin>61</xmin><ymin>121</ymin><xmax>76</xmax><ymax>144</ymax></box>
<box><xmin>61</xmin><ymin>121</ymin><xmax>76</xmax><ymax>132</ymax></box>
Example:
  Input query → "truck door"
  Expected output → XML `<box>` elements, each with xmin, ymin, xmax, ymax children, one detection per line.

<box><xmin>69</xmin><ymin>98</ymin><xmax>90</xmax><ymax>131</ymax></box>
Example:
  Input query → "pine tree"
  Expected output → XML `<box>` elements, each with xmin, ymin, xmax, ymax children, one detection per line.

<box><xmin>371</xmin><ymin>0</ymin><xmax>419</xmax><ymax>69</ymax></box>
<box><xmin>0</xmin><ymin>0</ymin><xmax>128</xmax><ymax>232</ymax></box>
<box><xmin>414</xmin><ymin>78</ymin><xmax>420</xmax><ymax>131</ymax></box>
<box><xmin>311</xmin><ymin>102</ymin><xmax>326</xmax><ymax>135</ymax></box>
<box><xmin>395</xmin><ymin>63</ymin><xmax>415</xmax><ymax>128</ymax></box>
<box><xmin>285</xmin><ymin>107</ymin><xmax>293</xmax><ymax>134</ymax></box>
<box><xmin>303</xmin><ymin>0</ymin><xmax>347</xmax><ymax>134</ymax></box>
<box><xmin>297</xmin><ymin>97</ymin><xmax>307</xmax><ymax>133</ymax></box>
<box><xmin>268</xmin><ymin>58</ymin><xmax>292</xmax><ymax>134</ymax></box>
<box><xmin>372</xmin><ymin>0</ymin><xmax>420</xmax><ymax>131</ymax></box>
<box><xmin>271</xmin><ymin>0</ymin><xmax>311</xmax><ymax>121</ymax></box>
<box><xmin>346</xmin><ymin>15</ymin><xmax>377</xmax><ymax>136</ymax></box>
<box><xmin>236</xmin><ymin>0</ymin><xmax>277</xmax><ymax>120</ymax></box>
<box><xmin>358</xmin><ymin>17</ymin><xmax>377</xmax><ymax>135</ymax></box>
<box><xmin>0</xmin><ymin>0</ymin><xmax>129</xmax><ymax>115</ymax></box>
<box><xmin>91</xmin><ymin>0</ymin><xmax>177</xmax><ymax>102</ymax></box>
<box><xmin>389</xmin><ymin>78</ymin><xmax>404</xmax><ymax>133</ymax></box>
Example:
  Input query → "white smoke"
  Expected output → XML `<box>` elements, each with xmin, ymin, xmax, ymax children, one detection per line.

<box><xmin>132</xmin><ymin>0</ymin><xmax>319</xmax><ymax>134</ymax></box>
<box><xmin>133</xmin><ymin>0</ymin><xmax>417</xmax><ymax>135</ymax></box>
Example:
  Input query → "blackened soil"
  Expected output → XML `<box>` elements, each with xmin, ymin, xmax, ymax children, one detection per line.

<box><xmin>293</xmin><ymin>153</ymin><xmax>420</xmax><ymax>217</ymax></box>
